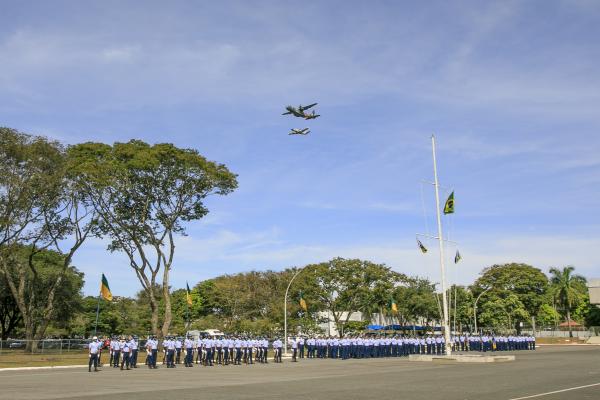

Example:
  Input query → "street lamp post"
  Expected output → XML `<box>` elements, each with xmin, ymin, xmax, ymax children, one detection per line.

<box><xmin>283</xmin><ymin>268</ymin><xmax>304</xmax><ymax>356</ymax></box>
<box><xmin>473</xmin><ymin>287</ymin><xmax>491</xmax><ymax>334</ymax></box>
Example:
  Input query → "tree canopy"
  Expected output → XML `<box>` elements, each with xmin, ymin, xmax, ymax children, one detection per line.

<box><xmin>67</xmin><ymin>140</ymin><xmax>238</xmax><ymax>337</ymax></box>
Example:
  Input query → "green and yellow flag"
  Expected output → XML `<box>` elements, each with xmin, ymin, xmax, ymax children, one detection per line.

<box><xmin>100</xmin><ymin>273</ymin><xmax>112</xmax><ymax>301</ymax></box>
<box><xmin>417</xmin><ymin>239</ymin><xmax>428</xmax><ymax>254</ymax></box>
<box><xmin>299</xmin><ymin>292</ymin><xmax>307</xmax><ymax>311</ymax></box>
<box><xmin>454</xmin><ymin>250</ymin><xmax>462</xmax><ymax>264</ymax></box>
<box><xmin>444</xmin><ymin>191</ymin><xmax>455</xmax><ymax>214</ymax></box>
<box><xmin>186</xmin><ymin>282</ymin><xmax>193</xmax><ymax>306</ymax></box>
<box><xmin>389</xmin><ymin>297</ymin><xmax>398</xmax><ymax>314</ymax></box>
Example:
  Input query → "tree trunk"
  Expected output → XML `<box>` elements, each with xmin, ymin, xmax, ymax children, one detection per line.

<box><xmin>24</xmin><ymin>318</ymin><xmax>36</xmax><ymax>353</ymax></box>
<box><xmin>331</xmin><ymin>311</ymin><xmax>342</xmax><ymax>338</ymax></box>
<box><xmin>161</xmin><ymin>268</ymin><xmax>172</xmax><ymax>338</ymax></box>
<box><xmin>148</xmin><ymin>292</ymin><xmax>160</xmax><ymax>338</ymax></box>
<box><xmin>566</xmin><ymin>308</ymin><xmax>573</xmax><ymax>338</ymax></box>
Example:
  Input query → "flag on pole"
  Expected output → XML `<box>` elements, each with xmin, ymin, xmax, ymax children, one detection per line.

<box><xmin>100</xmin><ymin>273</ymin><xmax>113</xmax><ymax>301</ymax></box>
<box><xmin>186</xmin><ymin>282</ymin><xmax>193</xmax><ymax>306</ymax></box>
<box><xmin>417</xmin><ymin>239</ymin><xmax>428</xmax><ymax>253</ymax></box>
<box><xmin>389</xmin><ymin>297</ymin><xmax>398</xmax><ymax>314</ymax></box>
<box><xmin>454</xmin><ymin>250</ymin><xmax>462</xmax><ymax>264</ymax></box>
<box><xmin>299</xmin><ymin>292</ymin><xmax>307</xmax><ymax>311</ymax></box>
<box><xmin>444</xmin><ymin>191</ymin><xmax>455</xmax><ymax>214</ymax></box>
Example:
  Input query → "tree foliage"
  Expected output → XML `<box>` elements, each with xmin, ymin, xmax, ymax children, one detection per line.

<box><xmin>473</xmin><ymin>263</ymin><xmax>548</xmax><ymax>331</ymax></box>
<box><xmin>549</xmin><ymin>266</ymin><xmax>586</xmax><ymax>337</ymax></box>
<box><xmin>0</xmin><ymin>274</ymin><xmax>22</xmax><ymax>339</ymax></box>
<box><xmin>0</xmin><ymin>127</ymin><xmax>95</xmax><ymax>349</ymax></box>
<box><xmin>297</xmin><ymin>258</ymin><xmax>407</xmax><ymax>336</ymax></box>
<box><xmin>67</xmin><ymin>140</ymin><xmax>237</xmax><ymax>338</ymax></box>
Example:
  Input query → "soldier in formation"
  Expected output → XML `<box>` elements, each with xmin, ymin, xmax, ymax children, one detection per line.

<box><xmin>88</xmin><ymin>332</ymin><xmax>535</xmax><ymax>371</ymax></box>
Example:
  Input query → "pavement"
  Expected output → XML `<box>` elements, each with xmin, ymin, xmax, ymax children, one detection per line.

<box><xmin>0</xmin><ymin>346</ymin><xmax>598</xmax><ymax>400</ymax></box>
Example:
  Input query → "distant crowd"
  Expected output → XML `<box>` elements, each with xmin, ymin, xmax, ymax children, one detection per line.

<box><xmin>86</xmin><ymin>333</ymin><xmax>536</xmax><ymax>372</ymax></box>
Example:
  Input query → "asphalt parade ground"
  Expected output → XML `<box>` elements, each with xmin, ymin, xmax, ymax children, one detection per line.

<box><xmin>0</xmin><ymin>346</ymin><xmax>598</xmax><ymax>400</ymax></box>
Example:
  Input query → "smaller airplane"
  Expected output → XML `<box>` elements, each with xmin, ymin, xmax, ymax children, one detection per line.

<box><xmin>303</xmin><ymin>110</ymin><xmax>320</xmax><ymax>120</ymax></box>
<box><xmin>282</xmin><ymin>103</ymin><xmax>318</xmax><ymax>118</ymax></box>
<box><xmin>289</xmin><ymin>128</ymin><xmax>310</xmax><ymax>135</ymax></box>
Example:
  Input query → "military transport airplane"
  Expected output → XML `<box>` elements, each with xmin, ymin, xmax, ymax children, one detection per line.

<box><xmin>282</xmin><ymin>103</ymin><xmax>318</xmax><ymax>118</ymax></box>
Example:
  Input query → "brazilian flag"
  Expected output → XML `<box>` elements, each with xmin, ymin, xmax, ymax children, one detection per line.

<box><xmin>186</xmin><ymin>282</ymin><xmax>193</xmax><ymax>306</ymax></box>
<box><xmin>454</xmin><ymin>250</ymin><xmax>462</xmax><ymax>264</ymax></box>
<box><xmin>444</xmin><ymin>191</ymin><xmax>455</xmax><ymax>214</ymax></box>
<box><xmin>417</xmin><ymin>239</ymin><xmax>428</xmax><ymax>254</ymax></box>
<box><xmin>100</xmin><ymin>273</ymin><xmax>113</xmax><ymax>301</ymax></box>
<box><xmin>389</xmin><ymin>297</ymin><xmax>398</xmax><ymax>314</ymax></box>
<box><xmin>299</xmin><ymin>292</ymin><xmax>307</xmax><ymax>311</ymax></box>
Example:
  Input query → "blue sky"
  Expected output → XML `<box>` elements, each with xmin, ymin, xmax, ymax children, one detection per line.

<box><xmin>1</xmin><ymin>1</ymin><xmax>599</xmax><ymax>296</ymax></box>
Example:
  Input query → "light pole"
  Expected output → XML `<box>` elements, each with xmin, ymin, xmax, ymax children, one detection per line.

<box><xmin>284</xmin><ymin>265</ymin><xmax>317</xmax><ymax>355</ymax></box>
<box><xmin>473</xmin><ymin>287</ymin><xmax>491</xmax><ymax>334</ymax></box>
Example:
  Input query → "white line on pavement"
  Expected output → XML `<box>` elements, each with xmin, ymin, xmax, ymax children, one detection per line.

<box><xmin>507</xmin><ymin>382</ymin><xmax>600</xmax><ymax>400</ymax></box>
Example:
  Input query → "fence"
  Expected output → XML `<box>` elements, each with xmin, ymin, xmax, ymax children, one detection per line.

<box><xmin>0</xmin><ymin>339</ymin><xmax>90</xmax><ymax>355</ymax></box>
<box><xmin>522</xmin><ymin>326</ymin><xmax>600</xmax><ymax>338</ymax></box>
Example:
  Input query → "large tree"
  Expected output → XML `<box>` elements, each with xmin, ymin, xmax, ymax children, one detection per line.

<box><xmin>0</xmin><ymin>247</ymin><xmax>84</xmax><ymax>340</ymax></box>
<box><xmin>473</xmin><ymin>263</ymin><xmax>548</xmax><ymax>331</ymax></box>
<box><xmin>549</xmin><ymin>266</ymin><xmax>586</xmax><ymax>337</ymax></box>
<box><xmin>68</xmin><ymin>140</ymin><xmax>237</xmax><ymax>337</ymax></box>
<box><xmin>301</xmin><ymin>258</ymin><xmax>401</xmax><ymax>336</ymax></box>
<box><xmin>0</xmin><ymin>128</ymin><xmax>95</xmax><ymax>350</ymax></box>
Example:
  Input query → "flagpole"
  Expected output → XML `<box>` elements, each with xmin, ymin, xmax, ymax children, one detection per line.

<box><xmin>94</xmin><ymin>293</ymin><xmax>101</xmax><ymax>336</ymax></box>
<box><xmin>186</xmin><ymin>303</ymin><xmax>190</xmax><ymax>330</ymax></box>
<box><xmin>448</xmin><ymin>287</ymin><xmax>452</xmax><ymax>332</ymax></box>
<box><xmin>431</xmin><ymin>135</ymin><xmax>451</xmax><ymax>356</ymax></box>
<box><xmin>453</xmin><ymin>285</ymin><xmax>458</xmax><ymax>333</ymax></box>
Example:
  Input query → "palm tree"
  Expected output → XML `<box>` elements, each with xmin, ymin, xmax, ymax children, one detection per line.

<box><xmin>549</xmin><ymin>266</ymin><xmax>584</xmax><ymax>337</ymax></box>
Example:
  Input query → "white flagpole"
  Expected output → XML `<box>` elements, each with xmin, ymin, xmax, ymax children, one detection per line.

<box><xmin>431</xmin><ymin>135</ymin><xmax>452</xmax><ymax>356</ymax></box>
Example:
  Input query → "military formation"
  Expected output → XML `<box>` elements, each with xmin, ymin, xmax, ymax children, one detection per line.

<box><xmin>87</xmin><ymin>333</ymin><xmax>535</xmax><ymax>372</ymax></box>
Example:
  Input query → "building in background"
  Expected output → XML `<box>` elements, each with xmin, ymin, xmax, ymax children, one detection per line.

<box><xmin>588</xmin><ymin>279</ymin><xmax>600</xmax><ymax>306</ymax></box>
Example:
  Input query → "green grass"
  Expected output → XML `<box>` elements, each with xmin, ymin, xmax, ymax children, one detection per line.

<box><xmin>0</xmin><ymin>351</ymin><xmax>91</xmax><ymax>368</ymax></box>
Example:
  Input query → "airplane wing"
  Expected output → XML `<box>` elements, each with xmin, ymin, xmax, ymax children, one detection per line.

<box><xmin>282</xmin><ymin>111</ymin><xmax>292</xmax><ymax>115</ymax></box>
<box><xmin>302</xmin><ymin>103</ymin><xmax>317</xmax><ymax>110</ymax></box>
